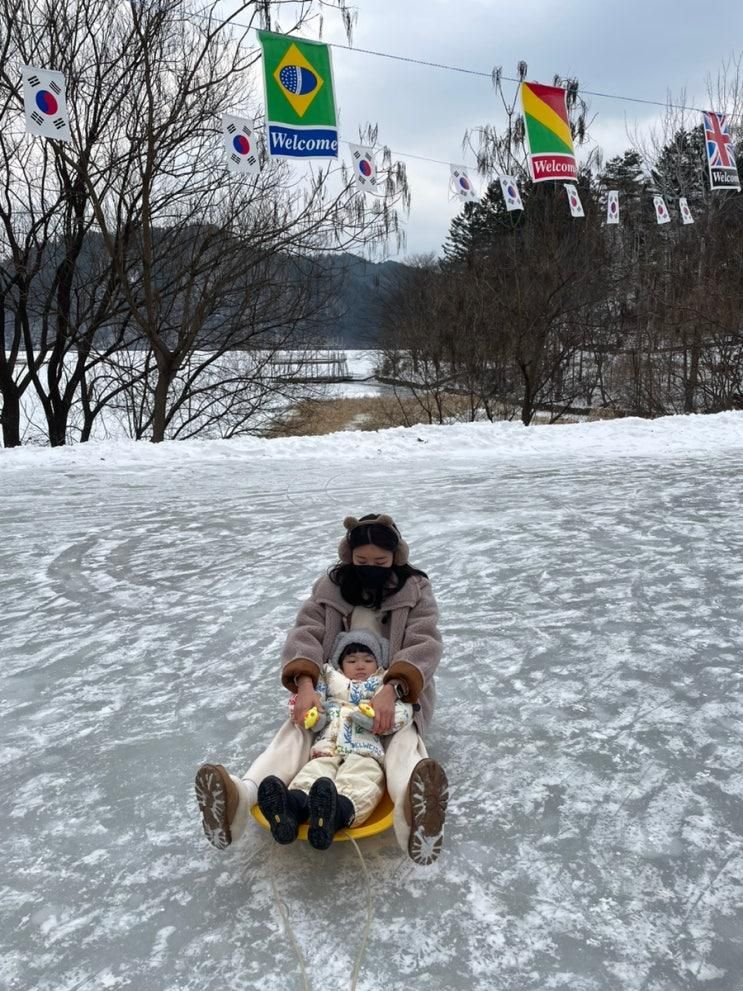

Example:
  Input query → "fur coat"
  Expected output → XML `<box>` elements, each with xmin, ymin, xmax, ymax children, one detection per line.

<box><xmin>281</xmin><ymin>573</ymin><xmax>443</xmax><ymax>734</ymax></box>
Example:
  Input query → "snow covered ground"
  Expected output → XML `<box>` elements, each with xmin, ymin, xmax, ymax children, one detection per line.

<box><xmin>2</xmin><ymin>413</ymin><xmax>743</xmax><ymax>991</ymax></box>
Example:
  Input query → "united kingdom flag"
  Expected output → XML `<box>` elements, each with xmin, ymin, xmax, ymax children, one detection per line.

<box><xmin>703</xmin><ymin>111</ymin><xmax>741</xmax><ymax>191</ymax></box>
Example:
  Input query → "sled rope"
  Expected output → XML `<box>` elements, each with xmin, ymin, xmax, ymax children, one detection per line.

<box><xmin>342</xmin><ymin>830</ymin><xmax>374</xmax><ymax>991</ymax></box>
<box><xmin>269</xmin><ymin>843</ymin><xmax>312</xmax><ymax>991</ymax></box>
<box><xmin>268</xmin><ymin>833</ymin><xmax>374</xmax><ymax>991</ymax></box>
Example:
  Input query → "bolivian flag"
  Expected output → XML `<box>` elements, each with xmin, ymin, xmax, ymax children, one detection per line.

<box><xmin>521</xmin><ymin>82</ymin><xmax>577</xmax><ymax>183</ymax></box>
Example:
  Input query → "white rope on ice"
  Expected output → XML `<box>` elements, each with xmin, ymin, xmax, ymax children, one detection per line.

<box><xmin>268</xmin><ymin>842</ymin><xmax>312</xmax><ymax>991</ymax></box>
<box><xmin>267</xmin><ymin>831</ymin><xmax>375</xmax><ymax>991</ymax></box>
<box><xmin>342</xmin><ymin>830</ymin><xmax>374</xmax><ymax>991</ymax></box>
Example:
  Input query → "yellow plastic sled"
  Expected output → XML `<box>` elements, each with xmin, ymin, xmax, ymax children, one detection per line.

<box><xmin>251</xmin><ymin>790</ymin><xmax>394</xmax><ymax>842</ymax></box>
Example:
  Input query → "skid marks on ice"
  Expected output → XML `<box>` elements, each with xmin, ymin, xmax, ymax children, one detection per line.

<box><xmin>2</xmin><ymin>453</ymin><xmax>743</xmax><ymax>989</ymax></box>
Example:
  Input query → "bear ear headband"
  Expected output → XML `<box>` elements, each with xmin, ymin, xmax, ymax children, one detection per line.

<box><xmin>337</xmin><ymin>514</ymin><xmax>410</xmax><ymax>566</ymax></box>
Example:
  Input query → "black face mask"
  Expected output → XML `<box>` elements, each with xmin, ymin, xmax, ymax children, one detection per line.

<box><xmin>354</xmin><ymin>564</ymin><xmax>392</xmax><ymax>589</ymax></box>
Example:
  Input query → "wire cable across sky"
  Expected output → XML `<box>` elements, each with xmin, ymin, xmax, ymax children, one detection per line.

<box><xmin>3</xmin><ymin>3</ymin><xmax>734</xmax><ymax>183</ymax></box>
<box><xmin>191</xmin><ymin>6</ymin><xmax>723</xmax><ymax>117</ymax></box>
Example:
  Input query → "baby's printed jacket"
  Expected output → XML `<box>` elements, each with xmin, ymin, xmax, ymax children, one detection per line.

<box><xmin>290</xmin><ymin>663</ymin><xmax>413</xmax><ymax>766</ymax></box>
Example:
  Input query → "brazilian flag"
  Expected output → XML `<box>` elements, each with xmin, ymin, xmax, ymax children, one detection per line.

<box><xmin>258</xmin><ymin>31</ymin><xmax>339</xmax><ymax>160</ymax></box>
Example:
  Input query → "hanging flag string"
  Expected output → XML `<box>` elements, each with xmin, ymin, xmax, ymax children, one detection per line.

<box><xmin>3</xmin><ymin>9</ymin><xmax>741</xmax><ymax>184</ymax></box>
<box><xmin>3</xmin><ymin>11</ymin><xmax>740</xmax><ymax>227</ymax></box>
<box><xmin>183</xmin><ymin>8</ymin><xmax>740</xmax><ymax>119</ymax></box>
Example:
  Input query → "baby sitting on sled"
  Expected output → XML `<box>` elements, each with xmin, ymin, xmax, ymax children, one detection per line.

<box><xmin>258</xmin><ymin>629</ymin><xmax>412</xmax><ymax>850</ymax></box>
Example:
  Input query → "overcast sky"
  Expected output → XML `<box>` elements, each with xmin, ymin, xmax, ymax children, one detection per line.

<box><xmin>227</xmin><ymin>0</ymin><xmax>743</xmax><ymax>259</ymax></box>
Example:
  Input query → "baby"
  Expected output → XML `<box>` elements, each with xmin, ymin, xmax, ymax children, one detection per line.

<box><xmin>258</xmin><ymin>630</ymin><xmax>412</xmax><ymax>850</ymax></box>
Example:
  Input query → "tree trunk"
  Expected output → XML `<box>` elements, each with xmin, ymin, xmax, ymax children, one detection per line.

<box><xmin>47</xmin><ymin>405</ymin><xmax>69</xmax><ymax>447</ymax></box>
<box><xmin>684</xmin><ymin>333</ymin><xmax>701</xmax><ymax>413</ymax></box>
<box><xmin>151</xmin><ymin>362</ymin><xmax>173</xmax><ymax>443</ymax></box>
<box><xmin>519</xmin><ymin>360</ymin><xmax>536</xmax><ymax>425</ymax></box>
<box><xmin>0</xmin><ymin>386</ymin><xmax>21</xmax><ymax>447</ymax></box>
<box><xmin>80</xmin><ymin>371</ymin><xmax>94</xmax><ymax>442</ymax></box>
<box><xmin>520</xmin><ymin>375</ymin><xmax>535</xmax><ymax>424</ymax></box>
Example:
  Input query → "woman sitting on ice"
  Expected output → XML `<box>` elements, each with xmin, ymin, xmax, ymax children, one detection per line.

<box><xmin>195</xmin><ymin>513</ymin><xmax>449</xmax><ymax>865</ymax></box>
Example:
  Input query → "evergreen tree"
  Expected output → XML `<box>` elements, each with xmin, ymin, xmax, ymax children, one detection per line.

<box><xmin>443</xmin><ymin>180</ymin><xmax>528</xmax><ymax>262</ymax></box>
<box><xmin>599</xmin><ymin>151</ymin><xmax>649</xmax><ymax>209</ymax></box>
<box><xmin>651</xmin><ymin>125</ymin><xmax>707</xmax><ymax>206</ymax></box>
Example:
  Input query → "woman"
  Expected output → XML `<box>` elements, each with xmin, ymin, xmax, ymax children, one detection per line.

<box><xmin>195</xmin><ymin>513</ymin><xmax>449</xmax><ymax>866</ymax></box>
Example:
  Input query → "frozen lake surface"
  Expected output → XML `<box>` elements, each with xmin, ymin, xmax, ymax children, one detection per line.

<box><xmin>2</xmin><ymin>414</ymin><xmax>743</xmax><ymax>991</ymax></box>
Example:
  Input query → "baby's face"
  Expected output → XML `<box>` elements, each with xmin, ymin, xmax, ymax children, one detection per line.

<box><xmin>341</xmin><ymin>651</ymin><xmax>378</xmax><ymax>681</ymax></box>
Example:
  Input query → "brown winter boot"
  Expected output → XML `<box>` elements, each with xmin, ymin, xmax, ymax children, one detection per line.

<box><xmin>406</xmin><ymin>758</ymin><xmax>449</xmax><ymax>866</ymax></box>
<box><xmin>194</xmin><ymin>763</ymin><xmax>240</xmax><ymax>850</ymax></box>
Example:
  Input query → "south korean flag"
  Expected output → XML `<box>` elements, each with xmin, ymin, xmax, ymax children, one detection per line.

<box><xmin>678</xmin><ymin>197</ymin><xmax>694</xmax><ymax>225</ymax></box>
<box><xmin>606</xmin><ymin>190</ymin><xmax>620</xmax><ymax>225</ymax></box>
<box><xmin>349</xmin><ymin>144</ymin><xmax>378</xmax><ymax>193</ymax></box>
<box><xmin>21</xmin><ymin>66</ymin><xmax>71</xmax><ymax>143</ymax></box>
<box><xmin>564</xmin><ymin>183</ymin><xmax>584</xmax><ymax>218</ymax></box>
<box><xmin>450</xmin><ymin>165</ymin><xmax>478</xmax><ymax>201</ymax></box>
<box><xmin>653</xmin><ymin>195</ymin><xmax>671</xmax><ymax>225</ymax></box>
<box><xmin>499</xmin><ymin>175</ymin><xmax>523</xmax><ymax>211</ymax></box>
<box><xmin>223</xmin><ymin>114</ymin><xmax>260</xmax><ymax>176</ymax></box>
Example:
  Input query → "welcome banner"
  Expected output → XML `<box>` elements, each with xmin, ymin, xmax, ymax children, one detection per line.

<box><xmin>258</xmin><ymin>31</ymin><xmax>338</xmax><ymax>159</ymax></box>
<box><xmin>521</xmin><ymin>82</ymin><xmax>577</xmax><ymax>183</ymax></box>
<box><xmin>703</xmin><ymin>111</ymin><xmax>741</xmax><ymax>191</ymax></box>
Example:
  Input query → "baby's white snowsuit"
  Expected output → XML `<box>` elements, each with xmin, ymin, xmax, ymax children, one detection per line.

<box><xmin>289</xmin><ymin>632</ymin><xmax>412</xmax><ymax>824</ymax></box>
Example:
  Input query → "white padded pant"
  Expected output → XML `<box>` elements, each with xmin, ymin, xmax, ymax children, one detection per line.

<box><xmin>229</xmin><ymin>719</ymin><xmax>427</xmax><ymax>851</ymax></box>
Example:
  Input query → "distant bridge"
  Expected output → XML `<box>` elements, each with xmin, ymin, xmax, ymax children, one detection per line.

<box><xmin>267</xmin><ymin>343</ymin><xmax>353</xmax><ymax>383</ymax></box>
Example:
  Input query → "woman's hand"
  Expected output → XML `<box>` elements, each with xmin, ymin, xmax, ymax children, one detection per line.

<box><xmin>371</xmin><ymin>684</ymin><xmax>396</xmax><ymax>735</ymax></box>
<box><xmin>292</xmin><ymin>677</ymin><xmax>324</xmax><ymax>727</ymax></box>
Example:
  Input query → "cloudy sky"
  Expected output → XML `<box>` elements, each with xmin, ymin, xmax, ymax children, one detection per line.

<box><xmin>227</xmin><ymin>0</ymin><xmax>743</xmax><ymax>259</ymax></box>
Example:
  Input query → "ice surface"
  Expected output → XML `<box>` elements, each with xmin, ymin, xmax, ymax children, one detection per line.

<box><xmin>2</xmin><ymin>413</ymin><xmax>743</xmax><ymax>991</ymax></box>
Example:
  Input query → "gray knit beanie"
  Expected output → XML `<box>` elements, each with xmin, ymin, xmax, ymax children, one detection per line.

<box><xmin>328</xmin><ymin>630</ymin><xmax>389</xmax><ymax>670</ymax></box>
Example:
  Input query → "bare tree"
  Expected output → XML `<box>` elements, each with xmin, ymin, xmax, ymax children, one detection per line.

<box><xmin>1</xmin><ymin>0</ymin><xmax>408</xmax><ymax>445</ymax></box>
<box><xmin>0</xmin><ymin>0</ymin><xmax>149</xmax><ymax>445</ymax></box>
<box><xmin>77</xmin><ymin>1</ymin><xmax>408</xmax><ymax>442</ymax></box>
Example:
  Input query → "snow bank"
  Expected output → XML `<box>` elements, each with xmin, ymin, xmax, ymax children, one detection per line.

<box><xmin>2</xmin><ymin>411</ymin><xmax>742</xmax><ymax>473</ymax></box>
